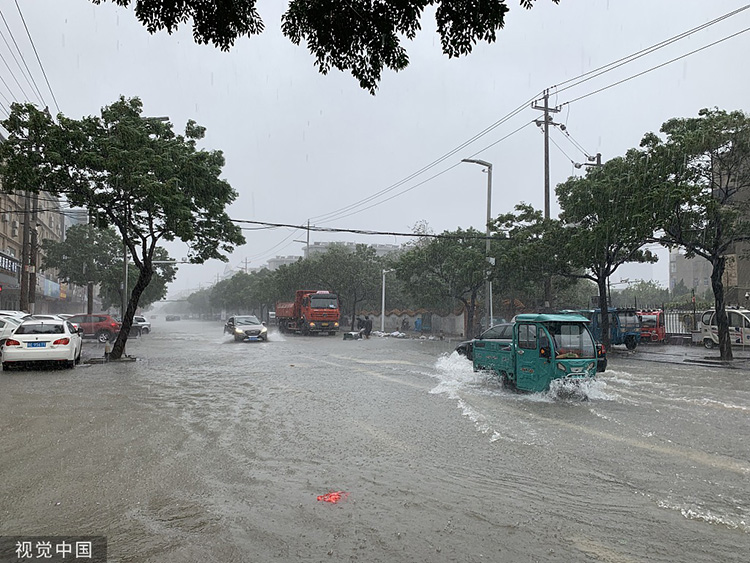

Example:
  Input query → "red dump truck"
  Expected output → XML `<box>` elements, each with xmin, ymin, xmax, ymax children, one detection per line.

<box><xmin>275</xmin><ymin>290</ymin><xmax>341</xmax><ymax>335</ymax></box>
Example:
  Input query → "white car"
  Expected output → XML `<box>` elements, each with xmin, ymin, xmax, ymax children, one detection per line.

<box><xmin>0</xmin><ymin>315</ymin><xmax>23</xmax><ymax>346</ymax></box>
<box><xmin>2</xmin><ymin>318</ymin><xmax>83</xmax><ymax>370</ymax></box>
<box><xmin>133</xmin><ymin>315</ymin><xmax>152</xmax><ymax>334</ymax></box>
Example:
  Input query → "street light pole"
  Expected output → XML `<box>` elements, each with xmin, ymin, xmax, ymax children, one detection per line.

<box><xmin>381</xmin><ymin>268</ymin><xmax>394</xmax><ymax>332</ymax></box>
<box><xmin>461</xmin><ymin>158</ymin><xmax>493</xmax><ymax>329</ymax></box>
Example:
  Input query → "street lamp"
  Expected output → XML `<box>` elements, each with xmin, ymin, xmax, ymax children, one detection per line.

<box><xmin>461</xmin><ymin>158</ymin><xmax>493</xmax><ymax>329</ymax></box>
<box><xmin>381</xmin><ymin>268</ymin><xmax>394</xmax><ymax>332</ymax></box>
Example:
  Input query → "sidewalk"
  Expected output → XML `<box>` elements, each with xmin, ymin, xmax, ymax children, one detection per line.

<box><xmin>616</xmin><ymin>342</ymin><xmax>750</xmax><ymax>369</ymax></box>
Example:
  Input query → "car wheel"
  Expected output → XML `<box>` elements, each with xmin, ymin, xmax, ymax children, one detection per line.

<box><xmin>2</xmin><ymin>362</ymin><xmax>10</xmax><ymax>371</ymax></box>
<box><xmin>234</xmin><ymin>335</ymin><xmax>243</xmax><ymax>342</ymax></box>
<box><xmin>75</xmin><ymin>349</ymin><xmax>82</xmax><ymax>365</ymax></box>
<box><xmin>625</xmin><ymin>336</ymin><xmax>637</xmax><ymax>350</ymax></box>
<box><xmin>96</xmin><ymin>330</ymin><xmax>111</xmax><ymax>343</ymax></box>
<box><xmin>704</xmin><ymin>338</ymin><xmax>715</xmax><ymax>350</ymax></box>
<box><xmin>141</xmin><ymin>327</ymin><xmax>150</xmax><ymax>334</ymax></box>
<box><xmin>66</xmin><ymin>360</ymin><xmax>75</xmax><ymax>369</ymax></box>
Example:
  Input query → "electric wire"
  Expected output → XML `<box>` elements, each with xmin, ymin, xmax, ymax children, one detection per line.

<box><xmin>308</xmin><ymin>94</ymin><xmax>540</xmax><ymax>225</ymax></box>
<box><xmin>317</xmin><ymin>120</ymin><xmax>535</xmax><ymax>225</ymax></box>
<box><xmin>552</xmin><ymin>4</ymin><xmax>750</xmax><ymax>94</ymax></box>
<box><xmin>548</xmin><ymin>132</ymin><xmax>576</xmax><ymax>167</ymax></box>
<box><xmin>307</xmin><ymin>6</ymin><xmax>750</xmax><ymax>229</ymax></box>
<box><xmin>561</xmin><ymin>26</ymin><xmax>750</xmax><ymax>108</ymax></box>
<box><xmin>0</xmin><ymin>48</ymin><xmax>33</xmax><ymax>102</ymax></box>
<box><xmin>13</xmin><ymin>0</ymin><xmax>59</xmax><ymax>113</ymax></box>
<box><xmin>0</xmin><ymin>9</ymin><xmax>45</xmax><ymax>105</ymax></box>
<box><xmin>231</xmin><ymin>219</ymin><xmax>493</xmax><ymax>240</ymax></box>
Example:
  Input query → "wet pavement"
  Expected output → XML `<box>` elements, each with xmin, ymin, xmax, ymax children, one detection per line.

<box><xmin>0</xmin><ymin>318</ymin><xmax>748</xmax><ymax>562</ymax></box>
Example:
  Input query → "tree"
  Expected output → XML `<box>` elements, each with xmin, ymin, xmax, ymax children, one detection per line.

<box><xmin>610</xmin><ymin>280</ymin><xmax>669</xmax><ymax>309</ymax></box>
<box><xmin>0</xmin><ymin>97</ymin><xmax>245</xmax><ymax>359</ymax></box>
<box><xmin>490</xmin><ymin>203</ymin><xmax>576</xmax><ymax>315</ymax></box>
<box><xmin>303</xmin><ymin>243</ymin><xmax>382</xmax><ymax>328</ymax></box>
<box><xmin>42</xmin><ymin>225</ymin><xmax>176</xmax><ymax>313</ymax></box>
<box><xmin>556</xmin><ymin>152</ymin><xmax>658</xmax><ymax>349</ymax></box>
<box><xmin>40</xmin><ymin>224</ymin><xmax>119</xmax><ymax>314</ymax></box>
<box><xmin>98</xmin><ymin>246</ymin><xmax>177</xmax><ymax>311</ymax></box>
<box><xmin>396</xmin><ymin>228</ymin><xmax>486</xmax><ymax>337</ymax></box>
<box><xmin>91</xmin><ymin>0</ymin><xmax>558</xmax><ymax>93</ymax></box>
<box><xmin>641</xmin><ymin>108</ymin><xmax>750</xmax><ymax>360</ymax></box>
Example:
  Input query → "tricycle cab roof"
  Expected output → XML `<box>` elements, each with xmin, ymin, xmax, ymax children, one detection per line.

<box><xmin>514</xmin><ymin>313</ymin><xmax>591</xmax><ymax>324</ymax></box>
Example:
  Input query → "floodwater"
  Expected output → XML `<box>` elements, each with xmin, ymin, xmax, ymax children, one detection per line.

<box><xmin>0</xmin><ymin>319</ymin><xmax>748</xmax><ymax>562</ymax></box>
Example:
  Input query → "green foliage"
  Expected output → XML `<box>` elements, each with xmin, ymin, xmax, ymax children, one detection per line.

<box><xmin>555</xmin><ymin>152</ymin><xmax>658</xmax><ymax>347</ymax></box>
<box><xmin>98</xmin><ymin>247</ymin><xmax>177</xmax><ymax>310</ymax></box>
<box><xmin>0</xmin><ymin>97</ymin><xmax>245</xmax><ymax>359</ymax></box>
<box><xmin>41</xmin><ymin>224</ymin><xmax>119</xmax><ymax>288</ymax></box>
<box><xmin>395</xmin><ymin>228</ymin><xmax>486</xmax><ymax>333</ymax></box>
<box><xmin>491</xmin><ymin>203</ymin><xmax>576</xmax><ymax>311</ymax></box>
<box><xmin>609</xmin><ymin>280</ymin><xmax>669</xmax><ymax>309</ymax></box>
<box><xmin>91</xmin><ymin>0</ymin><xmax>557</xmax><ymax>94</ymax></box>
<box><xmin>641</xmin><ymin>108</ymin><xmax>750</xmax><ymax>359</ymax></box>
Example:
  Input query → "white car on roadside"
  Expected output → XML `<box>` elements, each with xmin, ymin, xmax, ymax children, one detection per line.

<box><xmin>0</xmin><ymin>315</ymin><xmax>23</xmax><ymax>346</ymax></box>
<box><xmin>2</xmin><ymin>318</ymin><xmax>83</xmax><ymax>370</ymax></box>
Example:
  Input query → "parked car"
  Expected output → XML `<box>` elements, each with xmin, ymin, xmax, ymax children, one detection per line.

<box><xmin>0</xmin><ymin>310</ymin><xmax>28</xmax><ymax>318</ymax></box>
<box><xmin>455</xmin><ymin>323</ymin><xmax>513</xmax><ymax>361</ymax></box>
<box><xmin>66</xmin><ymin>313</ymin><xmax>121</xmax><ymax>343</ymax></box>
<box><xmin>0</xmin><ymin>315</ymin><xmax>23</xmax><ymax>347</ymax></box>
<box><xmin>700</xmin><ymin>308</ymin><xmax>750</xmax><ymax>349</ymax></box>
<box><xmin>224</xmin><ymin>315</ymin><xmax>268</xmax><ymax>342</ymax></box>
<box><xmin>165</xmin><ymin>315</ymin><xmax>181</xmax><ymax>322</ymax></box>
<box><xmin>2</xmin><ymin>318</ymin><xmax>83</xmax><ymax>370</ymax></box>
<box><xmin>133</xmin><ymin>315</ymin><xmax>152</xmax><ymax>334</ymax></box>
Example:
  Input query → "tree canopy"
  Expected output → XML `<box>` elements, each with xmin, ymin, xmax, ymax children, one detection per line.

<box><xmin>396</xmin><ymin>227</ymin><xmax>486</xmax><ymax>336</ymax></box>
<box><xmin>92</xmin><ymin>0</ymin><xmax>558</xmax><ymax>93</ymax></box>
<box><xmin>0</xmin><ymin>97</ymin><xmax>245</xmax><ymax>359</ymax></box>
<box><xmin>641</xmin><ymin>108</ymin><xmax>750</xmax><ymax>359</ymax></box>
<box><xmin>556</xmin><ymin>152</ymin><xmax>658</xmax><ymax>348</ymax></box>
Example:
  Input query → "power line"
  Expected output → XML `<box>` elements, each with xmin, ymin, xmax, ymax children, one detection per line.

<box><xmin>561</xmin><ymin>26</ymin><xmax>750</xmax><ymax>108</ymax></box>
<box><xmin>308</xmin><ymin>94</ymin><xmax>540</xmax><ymax>225</ymax></box>
<box><xmin>552</xmin><ymin>4</ymin><xmax>750</xmax><ymax>95</ymax></box>
<box><xmin>13</xmin><ymin>0</ymin><xmax>59</xmax><ymax>113</ymax></box>
<box><xmin>0</xmin><ymin>9</ymin><xmax>46</xmax><ymax>105</ymax></box>
<box><xmin>232</xmin><ymin>218</ymin><xmax>493</xmax><ymax>240</ymax></box>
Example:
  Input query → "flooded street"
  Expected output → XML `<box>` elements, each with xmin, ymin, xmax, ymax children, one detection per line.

<box><xmin>1</xmin><ymin>318</ymin><xmax>749</xmax><ymax>562</ymax></box>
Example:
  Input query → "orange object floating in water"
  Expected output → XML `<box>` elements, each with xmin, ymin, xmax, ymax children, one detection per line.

<box><xmin>317</xmin><ymin>491</ymin><xmax>349</xmax><ymax>504</ymax></box>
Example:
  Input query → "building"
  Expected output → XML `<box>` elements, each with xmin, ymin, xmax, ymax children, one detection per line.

<box><xmin>0</xmin><ymin>191</ymin><xmax>87</xmax><ymax>313</ymax></box>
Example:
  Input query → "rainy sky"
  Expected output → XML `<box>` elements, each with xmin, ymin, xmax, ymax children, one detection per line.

<box><xmin>3</xmin><ymin>0</ymin><xmax>750</xmax><ymax>294</ymax></box>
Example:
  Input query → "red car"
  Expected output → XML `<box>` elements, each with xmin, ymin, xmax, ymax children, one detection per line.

<box><xmin>66</xmin><ymin>314</ymin><xmax>121</xmax><ymax>343</ymax></box>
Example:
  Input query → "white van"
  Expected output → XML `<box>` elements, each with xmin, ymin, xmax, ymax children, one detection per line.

<box><xmin>700</xmin><ymin>309</ymin><xmax>750</xmax><ymax>349</ymax></box>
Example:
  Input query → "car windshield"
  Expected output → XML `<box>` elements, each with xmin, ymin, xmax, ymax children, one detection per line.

<box><xmin>16</xmin><ymin>323</ymin><xmax>65</xmax><ymax>335</ymax></box>
<box><xmin>235</xmin><ymin>316</ymin><xmax>261</xmax><ymax>325</ymax></box>
<box><xmin>641</xmin><ymin>315</ymin><xmax>657</xmax><ymax>328</ymax></box>
<box><xmin>310</xmin><ymin>296</ymin><xmax>338</xmax><ymax>309</ymax></box>
<box><xmin>480</xmin><ymin>324</ymin><xmax>512</xmax><ymax>339</ymax></box>
<box><xmin>544</xmin><ymin>322</ymin><xmax>596</xmax><ymax>359</ymax></box>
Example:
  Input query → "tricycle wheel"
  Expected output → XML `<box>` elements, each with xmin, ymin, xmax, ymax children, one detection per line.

<box><xmin>625</xmin><ymin>335</ymin><xmax>637</xmax><ymax>350</ymax></box>
<box><xmin>703</xmin><ymin>338</ymin><xmax>715</xmax><ymax>350</ymax></box>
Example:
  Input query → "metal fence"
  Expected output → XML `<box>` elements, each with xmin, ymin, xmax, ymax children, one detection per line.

<box><xmin>664</xmin><ymin>309</ymin><xmax>700</xmax><ymax>335</ymax></box>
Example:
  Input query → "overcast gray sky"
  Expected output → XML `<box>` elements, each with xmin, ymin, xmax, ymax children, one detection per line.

<box><xmin>4</xmin><ymin>1</ymin><xmax>750</xmax><ymax>295</ymax></box>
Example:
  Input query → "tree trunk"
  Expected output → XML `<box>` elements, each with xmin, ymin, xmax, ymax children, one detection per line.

<box><xmin>598</xmin><ymin>278</ymin><xmax>611</xmax><ymax>350</ymax></box>
<box><xmin>87</xmin><ymin>281</ymin><xmax>94</xmax><ymax>315</ymax></box>
<box><xmin>711</xmin><ymin>256</ymin><xmax>733</xmax><ymax>361</ymax></box>
<box><xmin>110</xmin><ymin>265</ymin><xmax>153</xmax><ymax>360</ymax></box>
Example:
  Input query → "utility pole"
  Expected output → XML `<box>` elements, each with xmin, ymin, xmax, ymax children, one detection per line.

<box><xmin>29</xmin><ymin>192</ymin><xmax>39</xmax><ymax>313</ymax></box>
<box><xmin>306</xmin><ymin>220</ymin><xmax>310</xmax><ymax>258</ymax></box>
<box><xmin>532</xmin><ymin>90</ymin><xmax>561</xmax><ymax>309</ymax></box>
<box><xmin>19</xmin><ymin>192</ymin><xmax>30</xmax><ymax>312</ymax></box>
<box><xmin>242</xmin><ymin>257</ymin><xmax>250</xmax><ymax>274</ymax></box>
